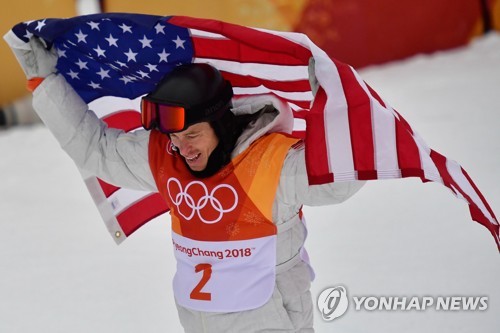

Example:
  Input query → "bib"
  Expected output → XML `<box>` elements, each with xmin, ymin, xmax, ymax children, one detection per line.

<box><xmin>149</xmin><ymin>130</ymin><xmax>299</xmax><ymax>312</ymax></box>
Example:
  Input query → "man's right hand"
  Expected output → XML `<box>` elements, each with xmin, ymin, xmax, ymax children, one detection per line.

<box><xmin>11</xmin><ymin>37</ymin><xmax>57</xmax><ymax>80</ymax></box>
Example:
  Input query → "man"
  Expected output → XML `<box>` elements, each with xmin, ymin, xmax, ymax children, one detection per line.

<box><xmin>13</xmin><ymin>37</ymin><xmax>364</xmax><ymax>332</ymax></box>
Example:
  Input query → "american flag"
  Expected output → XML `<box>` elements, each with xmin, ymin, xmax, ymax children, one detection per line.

<box><xmin>5</xmin><ymin>13</ymin><xmax>499</xmax><ymax>250</ymax></box>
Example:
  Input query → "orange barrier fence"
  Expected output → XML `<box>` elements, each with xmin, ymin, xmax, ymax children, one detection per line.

<box><xmin>294</xmin><ymin>0</ymin><xmax>488</xmax><ymax>68</ymax></box>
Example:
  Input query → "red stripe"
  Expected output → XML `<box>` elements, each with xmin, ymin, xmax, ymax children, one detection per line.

<box><xmin>460</xmin><ymin>166</ymin><xmax>498</xmax><ymax>223</ymax></box>
<box><xmin>98</xmin><ymin>178</ymin><xmax>120</xmax><ymax>198</ymax></box>
<box><xmin>366</xmin><ymin>83</ymin><xmax>386</xmax><ymax>108</ymax></box>
<box><xmin>305</xmin><ymin>87</ymin><xmax>332</xmax><ymax>184</ymax></box>
<box><xmin>429</xmin><ymin>151</ymin><xmax>499</xmax><ymax>248</ymax></box>
<box><xmin>102</xmin><ymin>110</ymin><xmax>142</xmax><ymax>132</ymax></box>
<box><xmin>117</xmin><ymin>194</ymin><xmax>169</xmax><ymax>236</ymax></box>
<box><xmin>283</xmin><ymin>99</ymin><xmax>311</xmax><ymax>110</ymax></box>
<box><xmin>221</xmin><ymin>71</ymin><xmax>311</xmax><ymax>92</ymax></box>
<box><xmin>394</xmin><ymin>110</ymin><xmax>424</xmax><ymax>178</ymax></box>
<box><xmin>193</xmin><ymin>37</ymin><xmax>306</xmax><ymax>65</ymax></box>
<box><xmin>335</xmin><ymin>60</ymin><xmax>376</xmax><ymax>180</ymax></box>
<box><xmin>232</xmin><ymin>92</ymin><xmax>311</xmax><ymax>110</ymax></box>
<box><xmin>168</xmin><ymin>16</ymin><xmax>312</xmax><ymax>63</ymax></box>
<box><xmin>99</xmin><ymin>110</ymin><xmax>143</xmax><ymax>198</ymax></box>
<box><xmin>460</xmin><ymin>166</ymin><xmax>499</xmax><ymax>246</ymax></box>
<box><xmin>291</xmin><ymin>130</ymin><xmax>306</xmax><ymax>139</ymax></box>
<box><xmin>292</xmin><ymin>110</ymin><xmax>308</xmax><ymax>119</ymax></box>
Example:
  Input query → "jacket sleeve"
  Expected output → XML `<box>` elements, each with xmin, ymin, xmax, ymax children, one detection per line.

<box><xmin>276</xmin><ymin>142</ymin><xmax>365</xmax><ymax>206</ymax></box>
<box><xmin>32</xmin><ymin>73</ymin><xmax>157</xmax><ymax>192</ymax></box>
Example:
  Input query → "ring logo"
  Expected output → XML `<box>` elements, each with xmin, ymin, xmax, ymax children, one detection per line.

<box><xmin>167</xmin><ymin>177</ymin><xmax>238</xmax><ymax>224</ymax></box>
<box><xmin>317</xmin><ymin>286</ymin><xmax>349</xmax><ymax>321</ymax></box>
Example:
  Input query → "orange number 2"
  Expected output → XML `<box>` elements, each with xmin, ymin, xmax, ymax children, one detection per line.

<box><xmin>190</xmin><ymin>263</ymin><xmax>212</xmax><ymax>301</ymax></box>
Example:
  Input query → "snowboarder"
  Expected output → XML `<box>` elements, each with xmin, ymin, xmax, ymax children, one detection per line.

<box><xmin>12</xmin><ymin>37</ymin><xmax>364</xmax><ymax>332</ymax></box>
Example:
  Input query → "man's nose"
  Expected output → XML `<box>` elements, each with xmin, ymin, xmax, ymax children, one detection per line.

<box><xmin>176</xmin><ymin>140</ymin><xmax>192</xmax><ymax>156</ymax></box>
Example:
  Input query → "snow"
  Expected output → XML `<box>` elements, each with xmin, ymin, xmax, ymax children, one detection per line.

<box><xmin>1</xmin><ymin>33</ymin><xmax>499</xmax><ymax>332</ymax></box>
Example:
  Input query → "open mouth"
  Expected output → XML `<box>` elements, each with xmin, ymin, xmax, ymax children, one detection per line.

<box><xmin>185</xmin><ymin>153</ymin><xmax>201</xmax><ymax>163</ymax></box>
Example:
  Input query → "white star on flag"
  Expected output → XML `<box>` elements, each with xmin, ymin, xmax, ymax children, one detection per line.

<box><xmin>115</xmin><ymin>60</ymin><xmax>127</xmax><ymax>68</ymax></box>
<box><xmin>24</xmin><ymin>30</ymin><xmax>33</xmax><ymax>39</ymax></box>
<box><xmin>172</xmin><ymin>35</ymin><xmax>185</xmax><ymax>49</ymax></box>
<box><xmin>94</xmin><ymin>45</ymin><xmax>106</xmax><ymax>57</ymax></box>
<box><xmin>75</xmin><ymin>59</ymin><xmax>88</xmax><ymax>70</ymax></box>
<box><xmin>139</xmin><ymin>35</ymin><xmax>153</xmax><ymax>48</ymax></box>
<box><xmin>105</xmin><ymin>34</ymin><xmax>118</xmax><ymax>47</ymax></box>
<box><xmin>56</xmin><ymin>48</ymin><xmax>67</xmax><ymax>58</ymax></box>
<box><xmin>96</xmin><ymin>68</ymin><xmax>110</xmax><ymax>79</ymax></box>
<box><xmin>154</xmin><ymin>23</ymin><xmax>165</xmax><ymax>34</ymax></box>
<box><xmin>88</xmin><ymin>81</ymin><xmax>101</xmax><ymax>89</ymax></box>
<box><xmin>137</xmin><ymin>70</ymin><xmax>150</xmax><ymax>78</ymax></box>
<box><xmin>119</xmin><ymin>23</ymin><xmax>132</xmax><ymax>33</ymax></box>
<box><xmin>145</xmin><ymin>63</ymin><xmax>159</xmax><ymax>72</ymax></box>
<box><xmin>124</xmin><ymin>48</ymin><xmax>138</xmax><ymax>62</ymax></box>
<box><xmin>66</xmin><ymin>70</ymin><xmax>79</xmax><ymax>80</ymax></box>
<box><xmin>119</xmin><ymin>76</ymin><xmax>134</xmax><ymax>84</ymax></box>
<box><xmin>75</xmin><ymin>30</ymin><xmax>88</xmax><ymax>43</ymax></box>
<box><xmin>35</xmin><ymin>19</ymin><xmax>46</xmax><ymax>31</ymax></box>
<box><xmin>158</xmin><ymin>49</ymin><xmax>170</xmax><ymax>62</ymax></box>
<box><xmin>87</xmin><ymin>21</ymin><xmax>100</xmax><ymax>30</ymax></box>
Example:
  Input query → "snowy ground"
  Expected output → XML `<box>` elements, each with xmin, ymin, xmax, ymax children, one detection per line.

<box><xmin>1</xmin><ymin>33</ymin><xmax>499</xmax><ymax>333</ymax></box>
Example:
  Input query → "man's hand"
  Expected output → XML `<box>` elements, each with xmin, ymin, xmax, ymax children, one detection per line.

<box><xmin>11</xmin><ymin>37</ymin><xmax>57</xmax><ymax>80</ymax></box>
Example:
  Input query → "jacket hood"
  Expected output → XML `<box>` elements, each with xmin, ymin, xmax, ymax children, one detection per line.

<box><xmin>230</xmin><ymin>94</ymin><xmax>295</xmax><ymax>157</ymax></box>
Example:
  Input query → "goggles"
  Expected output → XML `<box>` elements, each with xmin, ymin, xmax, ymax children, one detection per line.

<box><xmin>141</xmin><ymin>79</ymin><xmax>233</xmax><ymax>133</ymax></box>
<box><xmin>141</xmin><ymin>81</ymin><xmax>233</xmax><ymax>134</ymax></box>
<box><xmin>141</xmin><ymin>97</ymin><xmax>187</xmax><ymax>133</ymax></box>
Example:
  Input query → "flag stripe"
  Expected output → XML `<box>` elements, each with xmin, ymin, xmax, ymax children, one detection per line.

<box><xmin>355</xmin><ymin>75</ymin><xmax>400</xmax><ymax>178</ymax></box>
<box><xmin>233</xmin><ymin>86</ymin><xmax>312</xmax><ymax>102</ymax></box>
<box><xmin>102</xmin><ymin>110</ymin><xmax>141</xmax><ymax>132</ymax></box>
<box><xmin>192</xmin><ymin>36</ymin><xmax>306</xmax><ymax>65</ymax></box>
<box><xmin>98</xmin><ymin>179</ymin><xmax>120</xmax><ymax>198</ymax></box>
<box><xmin>430</xmin><ymin>150</ymin><xmax>498</xmax><ymax>248</ymax></box>
<box><xmin>323</xmin><ymin>62</ymin><xmax>355</xmax><ymax>180</ymax></box>
<box><xmin>89</xmin><ymin>96</ymin><xmax>141</xmax><ymax>120</ymax></box>
<box><xmin>117</xmin><ymin>193</ymin><xmax>169</xmax><ymax>236</ymax></box>
<box><xmin>412</xmin><ymin>131</ymin><xmax>442</xmax><ymax>181</ymax></box>
<box><xmin>169</xmin><ymin>16</ymin><xmax>312</xmax><ymax>62</ymax></box>
<box><xmin>195</xmin><ymin>58</ymin><xmax>309</xmax><ymax>81</ymax></box>
<box><xmin>338</xmin><ymin>63</ymin><xmax>376</xmax><ymax>179</ymax></box>
<box><xmin>460</xmin><ymin>167</ymin><xmax>498</xmax><ymax>225</ymax></box>
<box><xmin>306</xmin><ymin>87</ymin><xmax>333</xmax><ymax>184</ymax></box>
<box><xmin>220</xmin><ymin>71</ymin><xmax>312</xmax><ymax>92</ymax></box>
<box><xmin>108</xmin><ymin>188</ymin><xmax>154</xmax><ymax>215</ymax></box>
<box><xmin>446</xmin><ymin>159</ymin><xmax>496</xmax><ymax>223</ymax></box>
<box><xmin>394</xmin><ymin>111</ymin><xmax>424</xmax><ymax>178</ymax></box>
<box><xmin>97</xmin><ymin>110</ymin><xmax>144</xmax><ymax>198</ymax></box>
<box><xmin>372</xmin><ymin>103</ymin><xmax>400</xmax><ymax>178</ymax></box>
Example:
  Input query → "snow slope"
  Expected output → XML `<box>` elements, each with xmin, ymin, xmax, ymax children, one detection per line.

<box><xmin>1</xmin><ymin>33</ymin><xmax>499</xmax><ymax>332</ymax></box>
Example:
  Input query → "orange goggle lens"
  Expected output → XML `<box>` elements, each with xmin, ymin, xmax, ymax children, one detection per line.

<box><xmin>157</xmin><ymin>104</ymin><xmax>185</xmax><ymax>133</ymax></box>
<box><xmin>141</xmin><ymin>99</ymin><xmax>157</xmax><ymax>130</ymax></box>
<box><xmin>141</xmin><ymin>99</ymin><xmax>186</xmax><ymax>133</ymax></box>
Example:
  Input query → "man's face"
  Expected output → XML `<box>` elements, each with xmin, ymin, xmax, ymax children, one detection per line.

<box><xmin>169</xmin><ymin>122</ymin><xmax>219</xmax><ymax>171</ymax></box>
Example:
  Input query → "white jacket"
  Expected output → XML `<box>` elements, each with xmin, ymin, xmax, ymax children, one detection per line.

<box><xmin>33</xmin><ymin>73</ymin><xmax>364</xmax><ymax>332</ymax></box>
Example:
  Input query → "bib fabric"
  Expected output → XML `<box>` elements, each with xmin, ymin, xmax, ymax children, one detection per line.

<box><xmin>149</xmin><ymin>130</ymin><xmax>299</xmax><ymax>312</ymax></box>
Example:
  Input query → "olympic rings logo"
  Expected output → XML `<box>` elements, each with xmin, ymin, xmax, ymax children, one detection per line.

<box><xmin>166</xmin><ymin>177</ymin><xmax>238</xmax><ymax>224</ymax></box>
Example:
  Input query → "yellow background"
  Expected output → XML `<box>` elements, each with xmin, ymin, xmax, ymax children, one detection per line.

<box><xmin>1</xmin><ymin>0</ymin><xmax>500</xmax><ymax>104</ymax></box>
<box><xmin>0</xmin><ymin>0</ymin><xmax>77</xmax><ymax>104</ymax></box>
<box><xmin>104</xmin><ymin>0</ymin><xmax>308</xmax><ymax>31</ymax></box>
